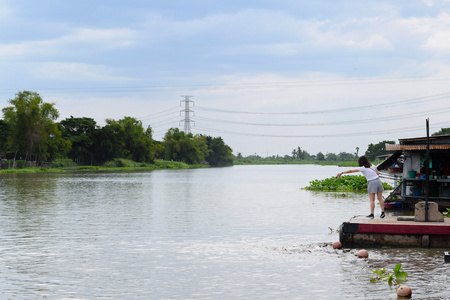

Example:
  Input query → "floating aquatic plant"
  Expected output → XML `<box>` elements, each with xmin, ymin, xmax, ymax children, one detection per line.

<box><xmin>370</xmin><ymin>263</ymin><xmax>408</xmax><ymax>285</ymax></box>
<box><xmin>304</xmin><ymin>175</ymin><xmax>393</xmax><ymax>192</ymax></box>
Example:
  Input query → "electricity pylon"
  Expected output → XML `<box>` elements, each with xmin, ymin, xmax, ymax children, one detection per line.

<box><xmin>180</xmin><ymin>95</ymin><xmax>194</xmax><ymax>133</ymax></box>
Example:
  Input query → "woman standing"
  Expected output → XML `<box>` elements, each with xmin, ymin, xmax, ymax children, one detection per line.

<box><xmin>336</xmin><ymin>156</ymin><xmax>385</xmax><ymax>218</ymax></box>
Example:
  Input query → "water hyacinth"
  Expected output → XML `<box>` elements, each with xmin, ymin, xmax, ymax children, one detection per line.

<box><xmin>304</xmin><ymin>175</ymin><xmax>393</xmax><ymax>192</ymax></box>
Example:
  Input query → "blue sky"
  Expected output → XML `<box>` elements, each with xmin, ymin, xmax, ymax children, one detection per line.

<box><xmin>1</xmin><ymin>0</ymin><xmax>450</xmax><ymax>157</ymax></box>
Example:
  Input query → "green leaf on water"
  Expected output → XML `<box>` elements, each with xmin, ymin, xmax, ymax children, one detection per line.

<box><xmin>396</xmin><ymin>271</ymin><xmax>408</xmax><ymax>282</ymax></box>
<box><xmin>387</xmin><ymin>273</ymin><xmax>394</xmax><ymax>285</ymax></box>
<box><xmin>393</xmin><ymin>263</ymin><xmax>401</xmax><ymax>275</ymax></box>
<box><xmin>369</xmin><ymin>263</ymin><xmax>408</xmax><ymax>285</ymax></box>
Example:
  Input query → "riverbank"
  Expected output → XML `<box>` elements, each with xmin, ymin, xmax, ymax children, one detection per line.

<box><xmin>0</xmin><ymin>159</ymin><xmax>208</xmax><ymax>174</ymax></box>
<box><xmin>234</xmin><ymin>158</ymin><xmax>359</xmax><ymax>167</ymax></box>
<box><xmin>0</xmin><ymin>158</ymin><xmax>359</xmax><ymax>174</ymax></box>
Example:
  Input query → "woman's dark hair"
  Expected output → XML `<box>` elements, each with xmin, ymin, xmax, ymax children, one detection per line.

<box><xmin>358</xmin><ymin>156</ymin><xmax>371</xmax><ymax>168</ymax></box>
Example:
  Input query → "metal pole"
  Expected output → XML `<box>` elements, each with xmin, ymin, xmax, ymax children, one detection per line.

<box><xmin>425</xmin><ymin>118</ymin><xmax>430</xmax><ymax>222</ymax></box>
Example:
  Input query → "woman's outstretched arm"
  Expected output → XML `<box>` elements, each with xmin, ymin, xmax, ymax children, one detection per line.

<box><xmin>336</xmin><ymin>168</ymin><xmax>358</xmax><ymax>178</ymax></box>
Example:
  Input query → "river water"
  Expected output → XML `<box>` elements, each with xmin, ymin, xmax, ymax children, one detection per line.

<box><xmin>0</xmin><ymin>165</ymin><xmax>448</xmax><ymax>299</ymax></box>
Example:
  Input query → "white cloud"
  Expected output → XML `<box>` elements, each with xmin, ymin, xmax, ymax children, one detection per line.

<box><xmin>0</xmin><ymin>27</ymin><xmax>138</xmax><ymax>58</ymax></box>
<box><xmin>143</xmin><ymin>10</ymin><xmax>394</xmax><ymax>57</ymax></box>
<box><xmin>0</xmin><ymin>0</ymin><xmax>13</xmax><ymax>18</ymax></box>
<box><xmin>29</xmin><ymin>62</ymin><xmax>136</xmax><ymax>83</ymax></box>
<box><xmin>221</xmin><ymin>43</ymin><xmax>302</xmax><ymax>56</ymax></box>
<box><xmin>343</xmin><ymin>34</ymin><xmax>392</xmax><ymax>49</ymax></box>
<box><xmin>424</xmin><ymin>31</ymin><xmax>450</xmax><ymax>51</ymax></box>
<box><xmin>59</xmin><ymin>28</ymin><xmax>138</xmax><ymax>48</ymax></box>
<box><xmin>3</xmin><ymin>2</ymin><xmax>450</xmax><ymax>155</ymax></box>
<box><xmin>393</xmin><ymin>13</ymin><xmax>450</xmax><ymax>52</ymax></box>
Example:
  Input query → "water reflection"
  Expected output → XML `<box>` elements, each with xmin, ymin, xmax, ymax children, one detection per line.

<box><xmin>0</xmin><ymin>166</ymin><xmax>449</xmax><ymax>299</ymax></box>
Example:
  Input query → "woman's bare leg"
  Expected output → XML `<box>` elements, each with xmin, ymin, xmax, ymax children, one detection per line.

<box><xmin>377</xmin><ymin>191</ymin><xmax>385</xmax><ymax>211</ymax></box>
<box><xmin>369</xmin><ymin>193</ymin><xmax>375</xmax><ymax>213</ymax></box>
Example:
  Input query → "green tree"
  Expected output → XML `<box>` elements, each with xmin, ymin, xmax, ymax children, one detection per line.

<box><xmin>365</xmin><ymin>140</ymin><xmax>395</xmax><ymax>161</ymax></box>
<box><xmin>293</xmin><ymin>146</ymin><xmax>309</xmax><ymax>160</ymax></box>
<box><xmin>163</xmin><ymin>128</ymin><xmax>204</xmax><ymax>164</ymax></box>
<box><xmin>93</xmin><ymin>117</ymin><xmax>156</xmax><ymax>164</ymax></box>
<box><xmin>59</xmin><ymin>116</ymin><xmax>97</xmax><ymax>165</ymax></box>
<box><xmin>204</xmin><ymin>136</ymin><xmax>234</xmax><ymax>167</ymax></box>
<box><xmin>92</xmin><ymin>122</ymin><xmax>124</xmax><ymax>164</ymax></box>
<box><xmin>316</xmin><ymin>152</ymin><xmax>325</xmax><ymax>161</ymax></box>
<box><xmin>2</xmin><ymin>91</ymin><xmax>63</xmax><ymax>161</ymax></box>
<box><xmin>432</xmin><ymin>128</ymin><xmax>450</xmax><ymax>136</ymax></box>
<box><xmin>326</xmin><ymin>152</ymin><xmax>338</xmax><ymax>161</ymax></box>
<box><xmin>152</xmin><ymin>140</ymin><xmax>165</xmax><ymax>159</ymax></box>
<box><xmin>338</xmin><ymin>152</ymin><xmax>355</xmax><ymax>160</ymax></box>
<box><xmin>43</xmin><ymin>122</ymin><xmax>72</xmax><ymax>161</ymax></box>
<box><xmin>301</xmin><ymin>149</ymin><xmax>310</xmax><ymax>159</ymax></box>
<box><xmin>115</xmin><ymin>117</ymin><xmax>155</xmax><ymax>163</ymax></box>
<box><xmin>0</xmin><ymin>120</ymin><xmax>11</xmax><ymax>153</ymax></box>
<box><xmin>195</xmin><ymin>134</ymin><xmax>212</xmax><ymax>160</ymax></box>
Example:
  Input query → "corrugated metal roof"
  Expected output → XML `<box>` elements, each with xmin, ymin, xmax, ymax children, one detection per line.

<box><xmin>386</xmin><ymin>144</ymin><xmax>450</xmax><ymax>150</ymax></box>
<box><xmin>398</xmin><ymin>134</ymin><xmax>450</xmax><ymax>143</ymax></box>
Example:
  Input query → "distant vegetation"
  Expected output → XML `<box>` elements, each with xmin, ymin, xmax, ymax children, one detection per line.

<box><xmin>234</xmin><ymin>157</ymin><xmax>359</xmax><ymax>167</ymax></box>
<box><xmin>0</xmin><ymin>159</ymin><xmax>198</xmax><ymax>174</ymax></box>
<box><xmin>2</xmin><ymin>90</ymin><xmax>448</xmax><ymax>172</ymax></box>
<box><xmin>0</xmin><ymin>91</ymin><xmax>234</xmax><ymax>171</ymax></box>
<box><xmin>234</xmin><ymin>147</ymin><xmax>361</xmax><ymax>167</ymax></box>
<box><xmin>432</xmin><ymin>127</ymin><xmax>450</xmax><ymax>136</ymax></box>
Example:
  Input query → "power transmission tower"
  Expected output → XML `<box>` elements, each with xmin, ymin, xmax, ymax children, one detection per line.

<box><xmin>180</xmin><ymin>95</ymin><xmax>194</xmax><ymax>133</ymax></box>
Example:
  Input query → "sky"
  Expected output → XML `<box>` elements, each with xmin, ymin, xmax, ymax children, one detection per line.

<box><xmin>1</xmin><ymin>0</ymin><xmax>450</xmax><ymax>157</ymax></box>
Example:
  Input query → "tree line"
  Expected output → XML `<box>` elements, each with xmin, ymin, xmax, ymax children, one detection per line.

<box><xmin>0</xmin><ymin>91</ymin><xmax>234</xmax><ymax>167</ymax></box>
<box><xmin>237</xmin><ymin>134</ymin><xmax>450</xmax><ymax>165</ymax></box>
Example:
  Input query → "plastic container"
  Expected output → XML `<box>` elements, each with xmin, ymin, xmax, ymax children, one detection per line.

<box><xmin>411</xmin><ymin>188</ymin><xmax>421</xmax><ymax>196</ymax></box>
<box><xmin>408</xmin><ymin>171</ymin><xmax>417</xmax><ymax>178</ymax></box>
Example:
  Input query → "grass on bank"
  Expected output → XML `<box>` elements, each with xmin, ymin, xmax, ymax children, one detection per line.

<box><xmin>0</xmin><ymin>159</ymin><xmax>207</xmax><ymax>174</ymax></box>
<box><xmin>234</xmin><ymin>158</ymin><xmax>359</xmax><ymax>167</ymax></box>
<box><xmin>0</xmin><ymin>157</ymin><xmax>360</xmax><ymax>174</ymax></box>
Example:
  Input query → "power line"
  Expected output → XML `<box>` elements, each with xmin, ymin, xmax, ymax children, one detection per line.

<box><xmin>194</xmin><ymin>92</ymin><xmax>450</xmax><ymax>115</ymax></box>
<box><xmin>139</xmin><ymin>111</ymin><xmax>180</xmax><ymax>122</ymax></box>
<box><xmin>150</xmin><ymin>117</ymin><xmax>180</xmax><ymax>127</ymax></box>
<box><xmin>192</xmin><ymin>106</ymin><xmax>450</xmax><ymax>127</ymax></box>
<box><xmin>193</xmin><ymin>121</ymin><xmax>450</xmax><ymax>138</ymax></box>
<box><xmin>137</xmin><ymin>106</ymin><xmax>179</xmax><ymax>120</ymax></box>
<box><xmin>127</xmin><ymin>93</ymin><xmax>449</xmax><ymax>143</ymax></box>
<box><xmin>2</xmin><ymin>75</ymin><xmax>450</xmax><ymax>93</ymax></box>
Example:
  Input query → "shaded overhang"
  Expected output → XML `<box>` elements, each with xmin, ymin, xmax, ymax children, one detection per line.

<box><xmin>377</xmin><ymin>150</ymin><xmax>402</xmax><ymax>170</ymax></box>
